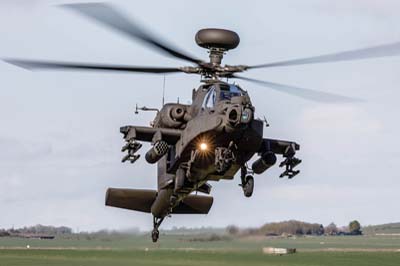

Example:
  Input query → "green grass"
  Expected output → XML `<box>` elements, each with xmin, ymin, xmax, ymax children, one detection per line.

<box><xmin>0</xmin><ymin>235</ymin><xmax>400</xmax><ymax>266</ymax></box>
<box><xmin>1</xmin><ymin>235</ymin><xmax>400</xmax><ymax>250</ymax></box>
<box><xmin>363</xmin><ymin>223</ymin><xmax>400</xmax><ymax>235</ymax></box>
<box><xmin>0</xmin><ymin>249</ymin><xmax>399</xmax><ymax>266</ymax></box>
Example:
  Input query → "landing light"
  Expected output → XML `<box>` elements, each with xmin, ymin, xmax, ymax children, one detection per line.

<box><xmin>199</xmin><ymin>142</ymin><xmax>208</xmax><ymax>151</ymax></box>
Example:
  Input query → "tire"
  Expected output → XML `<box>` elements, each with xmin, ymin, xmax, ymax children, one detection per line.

<box><xmin>243</xmin><ymin>175</ymin><xmax>254</xmax><ymax>198</ymax></box>
<box><xmin>152</xmin><ymin>229</ymin><xmax>159</xmax><ymax>243</ymax></box>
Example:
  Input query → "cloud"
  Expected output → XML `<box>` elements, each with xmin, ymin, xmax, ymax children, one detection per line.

<box><xmin>0</xmin><ymin>137</ymin><xmax>53</xmax><ymax>162</ymax></box>
<box><xmin>308</xmin><ymin>0</ymin><xmax>400</xmax><ymax>18</ymax></box>
<box><xmin>300</xmin><ymin>104</ymin><xmax>382</xmax><ymax>134</ymax></box>
<box><xmin>0</xmin><ymin>0</ymin><xmax>42</xmax><ymax>9</ymax></box>
<box><xmin>296</xmin><ymin>104</ymin><xmax>382</xmax><ymax>156</ymax></box>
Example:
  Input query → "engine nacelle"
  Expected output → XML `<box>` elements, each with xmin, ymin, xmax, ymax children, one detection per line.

<box><xmin>155</xmin><ymin>104</ymin><xmax>189</xmax><ymax>128</ymax></box>
<box><xmin>252</xmin><ymin>152</ymin><xmax>277</xmax><ymax>174</ymax></box>
<box><xmin>145</xmin><ymin>141</ymin><xmax>169</xmax><ymax>164</ymax></box>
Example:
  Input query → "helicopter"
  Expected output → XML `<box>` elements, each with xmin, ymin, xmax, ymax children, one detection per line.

<box><xmin>4</xmin><ymin>3</ymin><xmax>400</xmax><ymax>242</ymax></box>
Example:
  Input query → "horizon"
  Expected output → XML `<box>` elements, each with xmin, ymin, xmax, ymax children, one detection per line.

<box><xmin>2</xmin><ymin>219</ymin><xmax>398</xmax><ymax>233</ymax></box>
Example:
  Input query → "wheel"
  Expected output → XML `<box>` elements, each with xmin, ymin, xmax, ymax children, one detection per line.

<box><xmin>151</xmin><ymin>229</ymin><xmax>159</xmax><ymax>243</ymax></box>
<box><xmin>243</xmin><ymin>175</ymin><xmax>254</xmax><ymax>197</ymax></box>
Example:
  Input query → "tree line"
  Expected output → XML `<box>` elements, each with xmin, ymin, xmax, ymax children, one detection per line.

<box><xmin>226</xmin><ymin>220</ymin><xmax>362</xmax><ymax>236</ymax></box>
<box><xmin>0</xmin><ymin>225</ymin><xmax>72</xmax><ymax>237</ymax></box>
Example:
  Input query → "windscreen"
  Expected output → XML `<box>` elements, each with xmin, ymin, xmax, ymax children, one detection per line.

<box><xmin>219</xmin><ymin>84</ymin><xmax>243</xmax><ymax>101</ymax></box>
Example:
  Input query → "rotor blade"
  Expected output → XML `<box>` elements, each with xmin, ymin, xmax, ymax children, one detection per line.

<box><xmin>233</xmin><ymin>75</ymin><xmax>362</xmax><ymax>103</ymax></box>
<box><xmin>249</xmin><ymin>41</ymin><xmax>400</xmax><ymax>69</ymax></box>
<box><xmin>4</xmin><ymin>59</ymin><xmax>183</xmax><ymax>74</ymax></box>
<box><xmin>62</xmin><ymin>3</ymin><xmax>202</xmax><ymax>65</ymax></box>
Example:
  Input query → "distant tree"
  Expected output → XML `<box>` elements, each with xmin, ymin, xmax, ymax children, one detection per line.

<box><xmin>325</xmin><ymin>223</ymin><xmax>338</xmax><ymax>235</ymax></box>
<box><xmin>16</xmin><ymin>224</ymin><xmax>72</xmax><ymax>235</ymax></box>
<box><xmin>349</xmin><ymin>220</ymin><xmax>362</xmax><ymax>235</ymax></box>
<box><xmin>258</xmin><ymin>220</ymin><xmax>325</xmax><ymax>236</ymax></box>
<box><xmin>226</xmin><ymin>225</ymin><xmax>239</xmax><ymax>235</ymax></box>
<box><xmin>0</xmin><ymin>229</ymin><xmax>10</xmax><ymax>237</ymax></box>
<box><xmin>317</xmin><ymin>224</ymin><xmax>325</xmax><ymax>235</ymax></box>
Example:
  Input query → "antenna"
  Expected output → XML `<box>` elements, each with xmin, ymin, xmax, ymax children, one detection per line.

<box><xmin>162</xmin><ymin>75</ymin><xmax>166</xmax><ymax>106</ymax></box>
<box><xmin>135</xmin><ymin>103</ymin><xmax>139</xmax><ymax>114</ymax></box>
<box><xmin>263</xmin><ymin>115</ymin><xmax>270</xmax><ymax>127</ymax></box>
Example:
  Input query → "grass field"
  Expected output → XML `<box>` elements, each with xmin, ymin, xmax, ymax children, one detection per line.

<box><xmin>0</xmin><ymin>235</ymin><xmax>399</xmax><ymax>266</ymax></box>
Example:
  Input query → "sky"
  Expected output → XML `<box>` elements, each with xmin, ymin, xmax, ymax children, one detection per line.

<box><xmin>1</xmin><ymin>0</ymin><xmax>400</xmax><ymax>231</ymax></box>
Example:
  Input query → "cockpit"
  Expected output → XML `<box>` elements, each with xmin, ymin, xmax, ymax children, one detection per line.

<box><xmin>202</xmin><ymin>83</ymin><xmax>245</xmax><ymax>109</ymax></box>
<box><xmin>219</xmin><ymin>84</ymin><xmax>243</xmax><ymax>101</ymax></box>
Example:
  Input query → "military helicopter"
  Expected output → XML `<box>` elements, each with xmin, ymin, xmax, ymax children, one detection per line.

<box><xmin>5</xmin><ymin>3</ymin><xmax>400</xmax><ymax>242</ymax></box>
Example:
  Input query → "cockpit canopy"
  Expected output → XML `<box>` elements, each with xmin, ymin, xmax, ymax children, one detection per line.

<box><xmin>202</xmin><ymin>83</ymin><xmax>245</xmax><ymax>109</ymax></box>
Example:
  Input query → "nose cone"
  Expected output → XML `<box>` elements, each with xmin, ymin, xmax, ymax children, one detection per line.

<box><xmin>195</xmin><ymin>28</ymin><xmax>240</xmax><ymax>50</ymax></box>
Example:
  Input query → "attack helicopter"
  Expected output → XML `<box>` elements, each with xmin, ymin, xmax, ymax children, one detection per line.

<box><xmin>5</xmin><ymin>3</ymin><xmax>400</xmax><ymax>242</ymax></box>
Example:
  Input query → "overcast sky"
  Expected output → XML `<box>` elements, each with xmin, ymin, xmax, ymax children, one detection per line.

<box><xmin>1</xmin><ymin>0</ymin><xmax>400</xmax><ymax>231</ymax></box>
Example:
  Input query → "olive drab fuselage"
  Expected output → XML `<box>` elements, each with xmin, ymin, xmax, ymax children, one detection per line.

<box><xmin>117</xmin><ymin>81</ymin><xmax>301</xmax><ymax>226</ymax></box>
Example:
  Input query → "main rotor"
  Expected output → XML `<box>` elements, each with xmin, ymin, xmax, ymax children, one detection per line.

<box><xmin>5</xmin><ymin>2</ymin><xmax>400</xmax><ymax>103</ymax></box>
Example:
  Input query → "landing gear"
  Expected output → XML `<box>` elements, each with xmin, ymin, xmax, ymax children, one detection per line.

<box><xmin>169</xmin><ymin>195</ymin><xmax>178</xmax><ymax>214</ymax></box>
<box><xmin>152</xmin><ymin>216</ymin><xmax>164</xmax><ymax>243</ymax></box>
<box><xmin>174</xmin><ymin>167</ymin><xmax>186</xmax><ymax>193</ymax></box>
<box><xmin>243</xmin><ymin>176</ymin><xmax>254</xmax><ymax>197</ymax></box>
<box><xmin>151</xmin><ymin>229</ymin><xmax>159</xmax><ymax>243</ymax></box>
<box><xmin>240</xmin><ymin>166</ymin><xmax>254</xmax><ymax>197</ymax></box>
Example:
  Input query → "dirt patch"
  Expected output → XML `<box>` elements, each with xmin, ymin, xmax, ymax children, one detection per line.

<box><xmin>0</xmin><ymin>246</ymin><xmax>113</xmax><ymax>250</ymax></box>
<box><xmin>301</xmin><ymin>248</ymin><xmax>400</xmax><ymax>253</ymax></box>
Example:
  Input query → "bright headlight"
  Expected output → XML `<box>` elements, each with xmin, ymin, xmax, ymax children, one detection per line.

<box><xmin>199</xmin><ymin>142</ymin><xmax>208</xmax><ymax>151</ymax></box>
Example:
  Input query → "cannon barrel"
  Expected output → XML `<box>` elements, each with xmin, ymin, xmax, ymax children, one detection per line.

<box><xmin>252</xmin><ymin>152</ymin><xmax>277</xmax><ymax>174</ymax></box>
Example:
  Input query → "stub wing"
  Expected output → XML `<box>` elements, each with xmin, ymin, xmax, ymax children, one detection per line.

<box><xmin>119</xmin><ymin>126</ymin><xmax>182</xmax><ymax>164</ymax></box>
<box><xmin>120</xmin><ymin>126</ymin><xmax>181</xmax><ymax>144</ymax></box>
<box><xmin>259</xmin><ymin>138</ymin><xmax>300</xmax><ymax>155</ymax></box>
<box><xmin>106</xmin><ymin>188</ymin><xmax>213</xmax><ymax>215</ymax></box>
<box><xmin>106</xmin><ymin>188</ymin><xmax>156</xmax><ymax>213</ymax></box>
<box><xmin>258</xmin><ymin>138</ymin><xmax>301</xmax><ymax>179</ymax></box>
